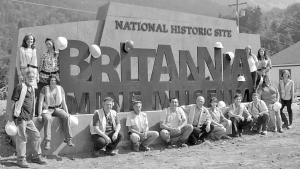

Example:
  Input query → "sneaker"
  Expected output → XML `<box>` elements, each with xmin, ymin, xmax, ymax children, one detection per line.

<box><xmin>94</xmin><ymin>150</ymin><xmax>101</xmax><ymax>157</ymax></box>
<box><xmin>166</xmin><ymin>141</ymin><xmax>173</xmax><ymax>149</ymax></box>
<box><xmin>64</xmin><ymin>140</ymin><xmax>75</xmax><ymax>147</ymax></box>
<box><xmin>132</xmin><ymin>143</ymin><xmax>140</xmax><ymax>152</ymax></box>
<box><xmin>105</xmin><ymin>150</ymin><xmax>117</xmax><ymax>156</ymax></box>
<box><xmin>17</xmin><ymin>160</ymin><xmax>30</xmax><ymax>168</ymax></box>
<box><xmin>44</xmin><ymin>141</ymin><xmax>50</xmax><ymax>150</ymax></box>
<box><xmin>279</xmin><ymin>128</ymin><xmax>284</xmax><ymax>133</ymax></box>
<box><xmin>221</xmin><ymin>135</ymin><xmax>232</xmax><ymax>140</ymax></box>
<box><xmin>177</xmin><ymin>139</ymin><xmax>188</xmax><ymax>148</ymax></box>
<box><xmin>287</xmin><ymin>125</ymin><xmax>293</xmax><ymax>129</ymax></box>
<box><xmin>31</xmin><ymin>156</ymin><xmax>47</xmax><ymax>165</ymax></box>
<box><xmin>261</xmin><ymin>131</ymin><xmax>267</xmax><ymax>135</ymax></box>
<box><xmin>273</xmin><ymin>128</ymin><xmax>278</xmax><ymax>133</ymax></box>
<box><xmin>139</xmin><ymin>144</ymin><xmax>150</xmax><ymax>151</ymax></box>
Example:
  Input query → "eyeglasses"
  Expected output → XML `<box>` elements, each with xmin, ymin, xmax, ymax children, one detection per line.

<box><xmin>133</xmin><ymin>101</ymin><xmax>142</xmax><ymax>104</ymax></box>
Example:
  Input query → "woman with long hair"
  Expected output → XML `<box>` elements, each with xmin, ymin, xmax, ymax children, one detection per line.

<box><xmin>37</xmin><ymin>75</ymin><xmax>74</xmax><ymax>150</ymax></box>
<box><xmin>258</xmin><ymin>75</ymin><xmax>283</xmax><ymax>133</ymax></box>
<box><xmin>38</xmin><ymin>38</ymin><xmax>60</xmax><ymax>90</ymax></box>
<box><xmin>208</xmin><ymin>97</ymin><xmax>232</xmax><ymax>140</ymax></box>
<box><xmin>257</xmin><ymin>48</ymin><xmax>272</xmax><ymax>79</ymax></box>
<box><xmin>278</xmin><ymin>70</ymin><xmax>294</xmax><ymax>129</ymax></box>
<box><xmin>16</xmin><ymin>33</ymin><xmax>39</xmax><ymax>87</ymax></box>
<box><xmin>245</xmin><ymin>46</ymin><xmax>259</xmax><ymax>90</ymax></box>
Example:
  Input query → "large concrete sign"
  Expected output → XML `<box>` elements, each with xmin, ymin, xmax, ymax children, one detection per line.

<box><xmin>7</xmin><ymin>2</ymin><xmax>261</xmax><ymax>115</ymax></box>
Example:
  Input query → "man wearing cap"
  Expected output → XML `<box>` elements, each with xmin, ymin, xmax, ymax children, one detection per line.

<box><xmin>90</xmin><ymin>97</ymin><xmax>123</xmax><ymax>156</ymax></box>
<box><xmin>181</xmin><ymin>96</ymin><xmax>214</xmax><ymax>144</ymax></box>
<box><xmin>126</xmin><ymin>101</ymin><xmax>159</xmax><ymax>152</ymax></box>
<box><xmin>248</xmin><ymin>93</ymin><xmax>270</xmax><ymax>135</ymax></box>
<box><xmin>160</xmin><ymin>97</ymin><xmax>193</xmax><ymax>148</ymax></box>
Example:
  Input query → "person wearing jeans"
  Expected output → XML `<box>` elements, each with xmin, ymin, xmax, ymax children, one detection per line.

<box><xmin>228</xmin><ymin>94</ymin><xmax>253</xmax><ymax>137</ymax></box>
<box><xmin>38</xmin><ymin>75</ymin><xmax>74</xmax><ymax>150</ymax></box>
<box><xmin>126</xmin><ymin>101</ymin><xmax>159</xmax><ymax>152</ymax></box>
<box><xmin>181</xmin><ymin>96</ymin><xmax>214</xmax><ymax>145</ymax></box>
<box><xmin>160</xmin><ymin>97</ymin><xmax>193</xmax><ymax>148</ymax></box>
<box><xmin>278</xmin><ymin>70</ymin><xmax>294</xmax><ymax>129</ymax></box>
<box><xmin>248</xmin><ymin>93</ymin><xmax>270</xmax><ymax>135</ymax></box>
<box><xmin>90</xmin><ymin>97</ymin><xmax>123</xmax><ymax>156</ymax></box>
<box><xmin>9</xmin><ymin>71</ymin><xmax>47</xmax><ymax>168</ymax></box>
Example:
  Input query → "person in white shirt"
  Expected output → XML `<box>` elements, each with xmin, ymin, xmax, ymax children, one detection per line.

<box><xmin>126</xmin><ymin>101</ymin><xmax>159</xmax><ymax>152</ymax></box>
<box><xmin>160</xmin><ymin>97</ymin><xmax>193</xmax><ymax>148</ymax></box>
<box><xmin>278</xmin><ymin>70</ymin><xmax>294</xmax><ymax>129</ymax></box>
<box><xmin>228</xmin><ymin>94</ymin><xmax>253</xmax><ymax>137</ymax></box>
<box><xmin>181</xmin><ymin>96</ymin><xmax>214</xmax><ymax>145</ymax></box>
<box><xmin>245</xmin><ymin>46</ymin><xmax>259</xmax><ymax>91</ymax></box>
<box><xmin>248</xmin><ymin>93</ymin><xmax>270</xmax><ymax>135</ymax></box>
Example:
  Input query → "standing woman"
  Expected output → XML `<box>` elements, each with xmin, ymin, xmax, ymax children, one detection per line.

<box><xmin>258</xmin><ymin>75</ymin><xmax>283</xmax><ymax>133</ymax></box>
<box><xmin>279</xmin><ymin>70</ymin><xmax>294</xmax><ymax>129</ymax></box>
<box><xmin>38</xmin><ymin>38</ymin><xmax>59</xmax><ymax>91</ymax></box>
<box><xmin>16</xmin><ymin>33</ymin><xmax>39</xmax><ymax>87</ymax></box>
<box><xmin>245</xmin><ymin>46</ymin><xmax>259</xmax><ymax>91</ymax></box>
<box><xmin>38</xmin><ymin>75</ymin><xmax>74</xmax><ymax>150</ymax></box>
<box><xmin>257</xmin><ymin>48</ymin><xmax>272</xmax><ymax>79</ymax></box>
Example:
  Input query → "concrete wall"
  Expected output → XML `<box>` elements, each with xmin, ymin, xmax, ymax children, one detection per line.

<box><xmin>28</xmin><ymin>111</ymin><xmax>162</xmax><ymax>155</ymax></box>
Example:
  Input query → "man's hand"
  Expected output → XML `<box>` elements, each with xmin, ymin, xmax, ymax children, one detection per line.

<box><xmin>105</xmin><ymin>135</ymin><xmax>112</xmax><ymax>144</ymax></box>
<box><xmin>112</xmin><ymin>132</ymin><xmax>118</xmax><ymax>141</ymax></box>
<box><xmin>205</xmin><ymin>125</ymin><xmax>211</xmax><ymax>132</ymax></box>
<box><xmin>246</xmin><ymin>116</ymin><xmax>252</xmax><ymax>121</ymax></box>
<box><xmin>239</xmin><ymin>116</ymin><xmax>245</xmax><ymax>121</ymax></box>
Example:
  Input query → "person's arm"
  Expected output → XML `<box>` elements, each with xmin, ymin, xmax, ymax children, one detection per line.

<box><xmin>265</xmin><ymin>59</ymin><xmax>272</xmax><ymax>72</ymax></box>
<box><xmin>227</xmin><ymin>105</ymin><xmax>239</xmax><ymax>118</ymax></box>
<box><xmin>273</xmin><ymin>84</ymin><xmax>280</xmax><ymax>102</ymax></box>
<box><xmin>243</xmin><ymin>106</ymin><xmax>252</xmax><ymax>120</ymax></box>
<box><xmin>126</xmin><ymin>113</ymin><xmax>141</xmax><ymax>135</ymax></box>
<box><xmin>180</xmin><ymin>105</ymin><xmax>191</xmax><ymax>114</ymax></box>
<box><xmin>60</xmin><ymin>87</ymin><xmax>69</xmax><ymax>114</ymax></box>
<box><xmin>177</xmin><ymin>109</ymin><xmax>187</xmax><ymax>130</ymax></box>
<box><xmin>16</xmin><ymin>48</ymin><xmax>23</xmax><ymax>83</ymax></box>
<box><xmin>114</xmin><ymin>114</ymin><xmax>121</xmax><ymax>134</ymax></box>
<box><xmin>253</xmin><ymin>55</ymin><xmax>259</xmax><ymax>68</ymax></box>
<box><xmin>278</xmin><ymin>81</ymin><xmax>282</xmax><ymax>99</ymax></box>
<box><xmin>259</xmin><ymin>101</ymin><xmax>269</xmax><ymax>116</ymax></box>
<box><xmin>92</xmin><ymin>113</ymin><xmax>111</xmax><ymax>142</ymax></box>
<box><xmin>39</xmin><ymin>53</ymin><xmax>44</xmax><ymax>72</ymax></box>
<box><xmin>160</xmin><ymin>109</ymin><xmax>175</xmax><ymax>131</ymax></box>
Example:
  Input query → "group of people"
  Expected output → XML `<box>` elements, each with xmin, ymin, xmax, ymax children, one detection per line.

<box><xmin>9</xmin><ymin>34</ymin><xmax>74</xmax><ymax>168</ymax></box>
<box><xmin>7</xmin><ymin>34</ymin><xmax>296</xmax><ymax>168</ymax></box>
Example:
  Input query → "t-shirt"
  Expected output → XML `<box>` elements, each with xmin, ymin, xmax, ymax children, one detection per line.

<box><xmin>247</xmin><ymin>55</ymin><xmax>258</xmax><ymax>72</ymax></box>
<box><xmin>92</xmin><ymin>110</ymin><xmax>120</xmax><ymax>133</ymax></box>
<box><xmin>40</xmin><ymin>86</ymin><xmax>65</xmax><ymax>106</ymax></box>
<box><xmin>160</xmin><ymin>107</ymin><xmax>186</xmax><ymax>128</ymax></box>
<box><xmin>209</xmin><ymin>108</ymin><xmax>226</xmax><ymax>124</ymax></box>
<box><xmin>248</xmin><ymin>100</ymin><xmax>268</xmax><ymax>117</ymax></box>
<box><xmin>126</xmin><ymin>111</ymin><xmax>148</xmax><ymax>133</ymax></box>
<box><xmin>258</xmin><ymin>83</ymin><xmax>278</xmax><ymax>108</ymax></box>
<box><xmin>11</xmin><ymin>84</ymin><xmax>34</xmax><ymax>121</ymax></box>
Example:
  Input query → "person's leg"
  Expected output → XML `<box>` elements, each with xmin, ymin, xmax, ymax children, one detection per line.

<box><xmin>142</xmin><ymin>131</ymin><xmax>159</xmax><ymax>147</ymax></box>
<box><xmin>280</xmin><ymin>99</ymin><xmax>289</xmax><ymax>128</ymax></box>
<box><xmin>105</xmin><ymin>131</ymin><xmax>124</xmax><ymax>152</ymax></box>
<box><xmin>26</xmin><ymin>120</ymin><xmax>47</xmax><ymax>164</ymax></box>
<box><xmin>251</xmin><ymin>71</ymin><xmax>258</xmax><ymax>90</ymax></box>
<box><xmin>15</xmin><ymin>119</ymin><xmax>30</xmax><ymax>167</ymax></box>
<box><xmin>129</xmin><ymin>133</ymin><xmax>140</xmax><ymax>151</ymax></box>
<box><xmin>255</xmin><ymin>73</ymin><xmax>261</xmax><ymax>91</ymax></box>
<box><xmin>237</xmin><ymin>118</ymin><xmax>252</xmax><ymax>136</ymax></box>
<box><xmin>211</xmin><ymin>125</ymin><xmax>226</xmax><ymax>140</ymax></box>
<box><xmin>41</xmin><ymin>113</ymin><xmax>53</xmax><ymax>141</ymax></box>
<box><xmin>91</xmin><ymin>134</ymin><xmax>107</xmax><ymax>151</ymax></box>
<box><xmin>179</xmin><ymin>124</ymin><xmax>193</xmax><ymax>142</ymax></box>
<box><xmin>260</xmin><ymin>114</ymin><xmax>270</xmax><ymax>134</ymax></box>
<box><xmin>199</xmin><ymin>124</ymin><xmax>214</xmax><ymax>141</ymax></box>
<box><xmin>52</xmin><ymin>108</ymin><xmax>73</xmax><ymax>143</ymax></box>
<box><xmin>286</xmin><ymin>99</ymin><xmax>293</xmax><ymax>127</ymax></box>
<box><xmin>221</xmin><ymin>120</ymin><xmax>232</xmax><ymax>135</ymax></box>
<box><xmin>230</xmin><ymin>117</ymin><xmax>238</xmax><ymax>136</ymax></box>
<box><xmin>269</xmin><ymin>110</ymin><xmax>277</xmax><ymax>132</ymax></box>
<box><xmin>275</xmin><ymin>110</ymin><xmax>283</xmax><ymax>133</ymax></box>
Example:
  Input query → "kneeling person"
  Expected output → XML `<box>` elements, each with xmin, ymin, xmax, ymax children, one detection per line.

<box><xmin>126</xmin><ymin>101</ymin><xmax>159</xmax><ymax>152</ymax></box>
<box><xmin>90</xmin><ymin>97</ymin><xmax>123</xmax><ymax>156</ymax></box>
<box><xmin>160</xmin><ymin>97</ymin><xmax>193</xmax><ymax>148</ymax></box>
<box><xmin>248</xmin><ymin>93</ymin><xmax>270</xmax><ymax>135</ymax></box>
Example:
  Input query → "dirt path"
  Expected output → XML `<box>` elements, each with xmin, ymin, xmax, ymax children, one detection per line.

<box><xmin>1</xmin><ymin>110</ymin><xmax>300</xmax><ymax>169</ymax></box>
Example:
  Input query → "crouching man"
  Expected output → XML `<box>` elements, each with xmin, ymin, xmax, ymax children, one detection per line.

<box><xmin>160</xmin><ymin>97</ymin><xmax>193</xmax><ymax>148</ymax></box>
<box><xmin>9</xmin><ymin>71</ymin><xmax>47</xmax><ymax>168</ymax></box>
<box><xmin>126</xmin><ymin>101</ymin><xmax>159</xmax><ymax>152</ymax></box>
<box><xmin>248</xmin><ymin>93</ymin><xmax>270</xmax><ymax>135</ymax></box>
<box><xmin>181</xmin><ymin>96</ymin><xmax>214</xmax><ymax>145</ymax></box>
<box><xmin>90</xmin><ymin>97</ymin><xmax>123</xmax><ymax>156</ymax></box>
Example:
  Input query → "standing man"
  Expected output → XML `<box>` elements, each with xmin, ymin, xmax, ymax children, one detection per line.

<box><xmin>181</xmin><ymin>96</ymin><xmax>214</xmax><ymax>145</ymax></box>
<box><xmin>126</xmin><ymin>101</ymin><xmax>159</xmax><ymax>152</ymax></box>
<box><xmin>9</xmin><ymin>70</ymin><xmax>47</xmax><ymax>168</ymax></box>
<box><xmin>90</xmin><ymin>97</ymin><xmax>123</xmax><ymax>156</ymax></box>
<box><xmin>248</xmin><ymin>93</ymin><xmax>270</xmax><ymax>135</ymax></box>
<box><xmin>160</xmin><ymin>97</ymin><xmax>193</xmax><ymax>148</ymax></box>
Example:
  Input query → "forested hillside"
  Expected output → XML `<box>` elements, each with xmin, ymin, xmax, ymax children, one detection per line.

<box><xmin>1</xmin><ymin>0</ymin><xmax>300</xmax><ymax>93</ymax></box>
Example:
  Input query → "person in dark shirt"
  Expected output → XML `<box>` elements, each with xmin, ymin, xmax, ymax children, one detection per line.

<box><xmin>89</xmin><ymin>97</ymin><xmax>123</xmax><ymax>156</ymax></box>
<box><xmin>9</xmin><ymin>70</ymin><xmax>47</xmax><ymax>168</ymax></box>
